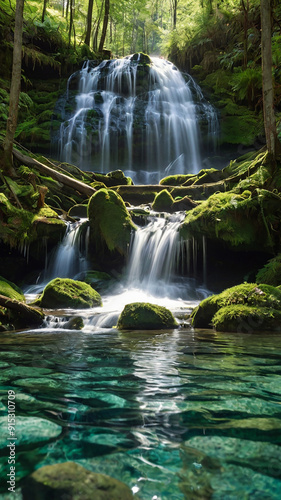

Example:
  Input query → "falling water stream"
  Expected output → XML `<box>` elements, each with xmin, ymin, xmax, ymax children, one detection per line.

<box><xmin>57</xmin><ymin>55</ymin><xmax>218</xmax><ymax>182</ymax></box>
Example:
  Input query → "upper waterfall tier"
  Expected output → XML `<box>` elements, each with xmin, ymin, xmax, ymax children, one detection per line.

<box><xmin>56</xmin><ymin>53</ymin><xmax>219</xmax><ymax>183</ymax></box>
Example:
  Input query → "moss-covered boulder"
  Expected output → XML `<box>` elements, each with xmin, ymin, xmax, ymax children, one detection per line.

<box><xmin>37</xmin><ymin>278</ymin><xmax>102</xmax><ymax>309</ymax></box>
<box><xmin>191</xmin><ymin>282</ymin><xmax>281</xmax><ymax>331</ymax></box>
<box><xmin>212</xmin><ymin>305</ymin><xmax>281</xmax><ymax>332</ymax></box>
<box><xmin>88</xmin><ymin>188</ymin><xmax>136</xmax><ymax>268</ymax></box>
<box><xmin>91</xmin><ymin>170</ymin><xmax>133</xmax><ymax>187</ymax></box>
<box><xmin>0</xmin><ymin>192</ymin><xmax>66</xmax><ymax>250</ymax></box>
<box><xmin>117</xmin><ymin>302</ymin><xmax>178</xmax><ymax>330</ymax></box>
<box><xmin>180</xmin><ymin>188</ymin><xmax>281</xmax><ymax>252</ymax></box>
<box><xmin>22</xmin><ymin>461</ymin><xmax>136</xmax><ymax>500</ymax></box>
<box><xmin>152</xmin><ymin>189</ymin><xmax>174</xmax><ymax>212</ymax></box>
<box><xmin>0</xmin><ymin>277</ymin><xmax>25</xmax><ymax>302</ymax></box>
<box><xmin>256</xmin><ymin>254</ymin><xmax>281</xmax><ymax>287</ymax></box>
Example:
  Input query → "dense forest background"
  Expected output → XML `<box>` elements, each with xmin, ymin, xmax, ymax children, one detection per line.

<box><xmin>0</xmin><ymin>0</ymin><xmax>280</xmax><ymax>155</ymax></box>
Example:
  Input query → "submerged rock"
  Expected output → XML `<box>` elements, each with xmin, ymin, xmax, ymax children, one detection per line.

<box><xmin>22</xmin><ymin>461</ymin><xmax>136</xmax><ymax>500</ymax></box>
<box><xmin>191</xmin><ymin>282</ymin><xmax>281</xmax><ymax>332</ymax></box>
<box><xmin>36</xmin><ymin>278</ymin><xmax>102</xmax><ymax>309</ymax></box>
<box><xmin>117</xmin><ymin>302</ymin><xmax>178</xmax><ymax>330</ymax></box>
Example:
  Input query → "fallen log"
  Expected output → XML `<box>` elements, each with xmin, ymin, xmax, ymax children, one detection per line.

<box><xmin>0</xmin><ymin>294</ymin><xmax>44</xmax><ymax>328</ymax></box>
<box><xmin>12</xmin><ymin>149</ymin><xmax>96</xmax><ymax>198</ymax></box>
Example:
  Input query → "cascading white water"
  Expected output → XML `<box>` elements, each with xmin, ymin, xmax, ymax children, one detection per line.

<box><xmin>44</xmin><ymin>219</ymin><xmax>89</xmax><ymax>281</ymax></box>
<box><xmin>126</xmin><ymin>213</ymin><xmax>185</xmax><ymax>295</ymax></box>
<box><xmin>58</xmin><ymin>54</ymin><xmax>219</xmax><ymax>182</ymax></box>
<box><xmin>24</xmin><ymin>219</ymin><xmax>89</xmax><ymax>297</ymax></box>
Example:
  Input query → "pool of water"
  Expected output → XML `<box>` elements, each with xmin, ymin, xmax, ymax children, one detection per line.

<box><xmin>1</xmin><ymin>327</ymin><xmax>281</xmax><ymax>499</ymax></box>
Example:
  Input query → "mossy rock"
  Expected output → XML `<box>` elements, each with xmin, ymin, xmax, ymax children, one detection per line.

<box><xmin>160</xmin><ymin>174</ymin><xmax>196</xmax><ymax>186</ymax></box>
<box><xmin>256</xmin><ymin>254</ymin><xmax>281</xmax><ymax>287</ymax></box>
<box><xmin>117</xmin><ymin>302</ymin><xmax>178</xmax><ymax>330</ymax></box>
<box><xmin>0</xmin><ymin>277</ymin><xmax>25</xmax><ymax>302</ymax></box>
<box><xmin>152</xmin><ymin>189</ymin><xmax>174</xmax><ymax>212</ymax></box>
<box><xmin>88</xmin><ymin>188</ymin><xmax>136</xmax><ymax>260</ymax></box>
<box><xmin>180</xmin><ymin>188</ymin><xmax>281</xmax><ymax>251</ymax></box>
<box><xmin>37</xmin><ymin>278</ymin><xmax>102</xmax><ymax>309</ymax></box>
<box><xmin>191</xmin><ymin>282</ymin><xmax>281</xmax><ymax>329</ymax></box>
<box><xmin>22</xmin><ymin>461</ymin><xmax>136</xmax><ymax>500</ymax></box>
<box><xmin>92</xmin><ymin>171</ymin><xmax>133</xmax><ymax>187</ymax></box>
<box><xmin>212</xmin><ymin>304</ymin><xmax>281</xmax><ymax>333</ymax></box>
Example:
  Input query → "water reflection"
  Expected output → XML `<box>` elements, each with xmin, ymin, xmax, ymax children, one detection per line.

<box><xmin>0</xmin><ymin>329</ymin><xmax>281</xmax><ymax>499</ymax></box>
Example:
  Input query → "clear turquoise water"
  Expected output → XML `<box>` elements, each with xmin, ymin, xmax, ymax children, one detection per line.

<box><xmin>1</xmin><ymin>327</ymin><xmax>281</xmax><ymax>499</ymax></box>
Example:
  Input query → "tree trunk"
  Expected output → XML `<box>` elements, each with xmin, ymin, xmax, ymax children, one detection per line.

<box><xmin>68</xmin><ymin>0</ymin><xmax>74</xmax><ymax>48</ymax></box>
<box><xmin>12</xmin><ymin>149</ymin><xmax>96</xmax><ymax>198</ymax></box>
<box><xmin>261</xmin><ymin>0</ymin><xmax>277</xmax><ymax>160</ymax></box>
<box><xmin>241</xmin><ymin>0</ymin><xmax>249</xmax><ymax>69</ymax></box>
<box><xmin>2</xmin><ymin>0</ymin><xmax>24</xmax><ymax>177</ymax></box>
<box><xmin>84</xmin><ymin>0</ymin><xmax>94</xmax><ymax>46</ymax></box>
<box><xmin>98</xmin><ymin>0</ymin><xmax>110</xmax><ymax>53</ymax></box>
<box><xmin>42</xmin><ymin>0</ymin><xmax>48</xmax><ymax>23</ymax></box>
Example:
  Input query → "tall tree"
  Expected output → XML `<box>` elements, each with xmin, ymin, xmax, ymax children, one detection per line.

<box><xmin>84</xmin><ymin>0</ymin><xmax>94</xmax><ymax>46</ymax></box>
<box><xmin>42</xmin><ymin>0</ymin><xmax>48</xmax><ymax>23</ymax></box>
<box><xmin>98</xmin><ymin>0</ymin><xmax>110</xmax><ymax>52</ymax></box>
<box><xmin>2</xmin><ymin>0</ymin><xmax>24</xmax><ymax>177</ymax></box>
<box><xmin>260</xmin><ymin>0</ymin><xmax>277</xmax><ymax>159</ymax></box>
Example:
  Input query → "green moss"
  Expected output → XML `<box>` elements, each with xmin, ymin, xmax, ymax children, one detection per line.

<box><xmin>37</xmin><ymin>278</ymin><xmax>102</xmax><ymax>309</ymax></box>
<box><xmin>117</xmin><ymin>302</ymin><xmax>178</xmax><ymax>330</ymax></box>
<box><xmin>220</xmin><ymin>112</ymin><xmax>263</xmax><ymax>146</ymax></box>
<box><xmin>212</xmin><ymin>304</ymin><xmax>281</xmax><ymax>332</ymax></box>
<box><xmin>192</xmin><ymin>282</ymin><xmax>281</xmax><ymax>330</ymax></box>
<box><xmin>152</xmin><ymin>189</ymin><xmax>174</xmax><ymax>211</ymax></box>
<box><xmin>0</xmin><ymin>277</ymin><xmax>25</xmax><ymax>302</ymax></box>
<box><xmin>180</xmin><ymin>187</ymin><xmax>281</xmax><ymax>251</ymax></box>
<box><xmin>159</xmin><ymin>174</ymin><xmax>196</xmax><ymax>186</ymax></box>
<box><xmin>88</xmin><ymin>188</ymin><xmax>136</xmax><ymax>257</ymax></box>
<box><xmin>256</xmin><ymin>254</ymin><xmax>281</xmax><ymax>286</ymax></box>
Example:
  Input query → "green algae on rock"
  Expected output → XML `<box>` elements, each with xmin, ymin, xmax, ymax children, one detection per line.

<box><xmin>36</xmin><ymin>278</ymin><xmax>102</xmax><ymax>309</ymax></box>
<box><xmin>117</xmin><ymin>302</ymin><xmax>178</xmax><ymax>330</ymax></box>
<box><xmin>191</xmin><ymin>282</ymin><xmax>281</xmax><ymax>331</ymax></box>
<box><xmin>22</xmin><ymin>461</ymin><xmax>136</xmax><ymax>500</ymax></box>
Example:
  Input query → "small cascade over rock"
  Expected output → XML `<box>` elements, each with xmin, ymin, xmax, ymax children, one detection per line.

<box><xmin>57</xmin><ymin>53</ymin><xmax>219</xmax><ymax>183</ymax></box>
<box><xmin>44</xmin><ymin>219</ymin><xmax>89</xmax><ymax>281</ymax></box>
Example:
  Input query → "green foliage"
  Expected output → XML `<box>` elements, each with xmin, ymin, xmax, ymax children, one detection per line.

<box><xmin>0</xmin><ymin>276</ymin><xmax>25</xmax><ymax>302</ymax></box>
<box><xmin>256</xmin><ymin>254</ymin><xmax>281</xmax><ymax>287</ymax></box>
<box><xmin>231</xmin><ymin>67</ymin><xmax>262</xmax><ymax>106</ymax></box>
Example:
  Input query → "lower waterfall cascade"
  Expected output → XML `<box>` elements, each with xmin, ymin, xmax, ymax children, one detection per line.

<box><xmin>56</xmin><ymin>54</ymin><xmax>219</xmax><ymax>183</ymax></box>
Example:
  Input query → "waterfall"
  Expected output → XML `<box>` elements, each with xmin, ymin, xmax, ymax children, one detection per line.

<box><xmin>44</xmin><ymin>219</ymin><xmax>89</xmax><ymax>281</ymax></box>
<box><xmin>126</xmin><ymin>213</ymin><xmax>185</xmax><ymax>295</ymax></box>
<box><xmin>24</xmin><ymin>219</ymin><xmax>89</xmax><ymax>297</ymax></box>
<box><xmin>57</xmin><ymin>54</ymin><xmax>219</xmax><ymax>183</ymax></box>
